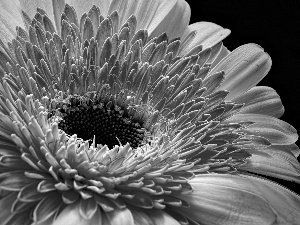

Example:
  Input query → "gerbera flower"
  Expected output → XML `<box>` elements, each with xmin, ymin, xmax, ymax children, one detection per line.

<box><xmin>0</xmin><ymin>0</ymin><xmax>299</xmax><ymax>224</ymax></box>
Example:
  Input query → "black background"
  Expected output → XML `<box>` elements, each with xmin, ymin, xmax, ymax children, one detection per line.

<box><xmin>186</xmin><ymin>0</ymin><xmax>300</xmax><ymax>193</ymax></box>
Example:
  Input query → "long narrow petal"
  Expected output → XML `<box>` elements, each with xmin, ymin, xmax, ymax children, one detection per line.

<box><xmin>232</xmin><ymin>86</ymin><xmax>284</xmax><ymax>118</ymax></box>
<box><xmin>179</xmin><ymin>174</ymin><xmax>300</xmax><ymax>225</ymax></box>
<box><xmin>210</xmin><ymin>44</ymin><xmax>272</xmax><ymax>100</ymax></box>
<box><xmin>226</xmin><ymin>113</ymin><xmax>298</xmax><ymax>145</ymax></box>
<box><xmin>240</xmin><ymin>145</ymin><xmax>300</xmax><ymax>183</ymax></box>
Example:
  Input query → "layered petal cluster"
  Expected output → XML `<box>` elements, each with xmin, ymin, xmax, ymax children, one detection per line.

<box><xmin>0</xmin><ymin>0</ymin><xmax>299</xmax><ymax>225</ymax></box>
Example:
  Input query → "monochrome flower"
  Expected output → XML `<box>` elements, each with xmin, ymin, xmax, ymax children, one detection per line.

<box><xmin>0</xmin><ymin>0</ymin><xmax>299</xmax><ymax>224</ymax></box>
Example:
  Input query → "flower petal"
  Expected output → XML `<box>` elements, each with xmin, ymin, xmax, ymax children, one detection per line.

<box><xmin>232</xmin><ymin>86</ymin><xmax>284</xmax><ymax>118</ymax></box>
<box><xmin>147</xmin><ymin>210</ymin><xmax>181</xmax><ymax>225</ymax></box>
<box><xmin>106</xmin><ymin>208</ymin><xmax>134</xmax><ymax>225</ymax></box>
<box><xmin>180</xmin><ymin>174</ymin><xmax>300</xmax><ymax>224</ymax></box>
<box><xmin>226</xmin><ymin>113</ymin><xmax>298</xmax><ymax>145</ymax></box>
<box><xmin>0</xmin><ymin>0</ymin><xmax>24</xmax><ymax>43</ymax></box>
<box><xmin>52</xmin><ymin>203</ymin><xmax>102</xmax><ymax>225</ymax></box>
<box><xmin>288</xmin><ymin>143</ymin><xmax>300</xmax><ymax>158</ymax></box>
<box><xmin>18</xmin><ymin>0</ymin><xmax>56</xmax><ymax>24</ymax></box>
<box><xmin>211</xmin><ymin>44</ymin><xmax>230</xmax><ymax>68</ymax></box>
<box><xmin>130</xmin><ymin>208</ymin><xmax>155</xmax><ymax>225</ymax></box>
<box><xmin>210</xmin><ymin>44</ymin><xmax>272</xmax><ymax>100</ymax></box>
<box><xmin>178</xmin><ymin>174</ymin><xmax>277</xmax><ymax>225</ymax></box>
<box><xmin>240</xmin><ymin>174</ymin><xmax>300</xmax><ymax>224</ymax></box>
<box><xmin>33</xmin><ymin>192</ymin><xmax>62</xmax><ymax>223</ymax></box>
<box><xmin>180</xmin><ymin>22</ymin><xmax>230</xmax><ymax>55</ymax></box>
<box><xmin>0</xmin><ymin>192</ymin><xmax>17</xmax><ymax>221</ymax></box>
<box><xmin>66</xmin><ymin>0</ymin><xmax>111</xmax><ymax>19</ymax></box>
<box><xmin>79</xmin><ymin>198</ymin><xmax>98</xmax><ymax>220</ymax></box>
<box><xmin>240</xmin><ymin>145</ymin><xmax>300</xmax><ymax>183</ymax></box>
<box><xmin>147</xmin><ymin>0</ymin><xmax>191</xmax><ymax>40</ymax></box>
<box><xmin>129</xmin><ymin>207</ymin><xmax>181</xmax><ymax>225</ymax></box>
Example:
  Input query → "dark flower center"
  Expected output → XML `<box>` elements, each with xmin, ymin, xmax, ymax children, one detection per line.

<box><xmin>49</xmin><ymin>92</ymin><xmax>146</xmax><ymax>149</ymax></box>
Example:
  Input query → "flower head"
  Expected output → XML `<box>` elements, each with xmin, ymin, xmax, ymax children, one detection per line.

<box><xmin>0</xmin><ymin>0</ymin><xmax>299</xmax><ymax>224</ymax></box>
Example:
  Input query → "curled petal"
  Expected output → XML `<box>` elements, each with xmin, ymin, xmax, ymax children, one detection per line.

<box><xmin>240</xmin><ymin>145</ymin><xmax>300</xmax><ymax>183</ymax></box>
<box><xmin>210</xmin><ymin>44</ymin><xmax>272</xmax><ymax>100</ymax></box>
<box><xmin>179</xmin><ymin>174</ymin><xmax>300</xmax><ymax>225</ymax></box>
<box><xmin>232</xmin><ymin>86</ymin><xmax>284</xmax><ymax>118</ymax></box>
<box><xmin>226</xmin><ymin>113</ymin><xmax>298</xmax><ymax>145</ymax></box>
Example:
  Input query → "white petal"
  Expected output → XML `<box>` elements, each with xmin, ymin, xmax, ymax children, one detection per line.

<box><xmin>148</xmin><ymin>0</ymin><xmax>191</xmax><ymax>40</ymax></box>
<box><xmin>66</xmin><ymin>0</ymin><xmax>111</xmax><ymax>19</ymax></box>
<box><xmin>179</xmin><ymin>174</ymin><xmax>277</xmax><ymax>225</ymax></box>
<box><xmin>19</xmin><ymin>0</ymin><xmax>112</xmax><ymax>35</ymax></box>
<box><xmin>147</xmin><ymin>210</ymin><xmax>181</xmax><ymax>225</ymax></box>
<box><xmin>52</xmin><ymin>203</ymin><xmax>102</xmax><ymax>225</ymax></box>
<box><xmin>179</xmin><ymin>22</ymin><xmax>230</xmax><ymax>55</ymax></box>
<box><xmin>19</xmin><ymin>0</ymin><xmax>56</xmax><ymax>23</ymax></box>
<box><xmin>180</xmin><ymin>174</ymin><xmax>300</xmax><ymax>224</ymax></box>
<box><xmin>240</xmin><ymin>174</ymin><xmax>300</xmax><ymax>224</ymax></box>
<box><xmin>211</xmin><ymin>44</ymin><xmax>231</xmax><ymax>68</ymax></box>
<box><xmin>288</xmin><ymin>143</ymin><xmax>300</xmax><ymax>157</ymax></box>
<box><xmin>118</xmin><ymin>0</ymin><xmax>159</xmax><ymax>31</ymax></box>
<box><xmin>106</xmin><ymin>208</ymin><xmax>134</xmax><ymax>225</ymax></box>
<box><xmin>0</xmin><ymin>0</ymin><xmax>24</xmax><ymax>43</ymax></box>
<box><xmin>130</xmin><ymin>209</ymin><xmax>155</xmax><ymax>225</ymax></box>
<box><xmin>18</xmin><ymin>0</ymin><xmax>65</xmax><ymax>34</ymax></box>
<box><xmin>240</xmin><ymin>145</ymin><xmax>300</xmax><ymax>183</ymax></box>
<box><xmin>232</xmin><ymin>86</ymin><xmax>284</xmax><ymax>118</ymax></box>
<box><xmin>210</xmin><ymin>43</ymin><xmax>272</xmax><ymax>100</ymax></box>
<box><xmin>130</xmin><ymin>208</ymin><xmax>180</xmax><ymax>225</ymax></box>
<box><xmin>226</xmin><ymin>113</ymin><xmax>298</xmax><ymax>145</ymax></box>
